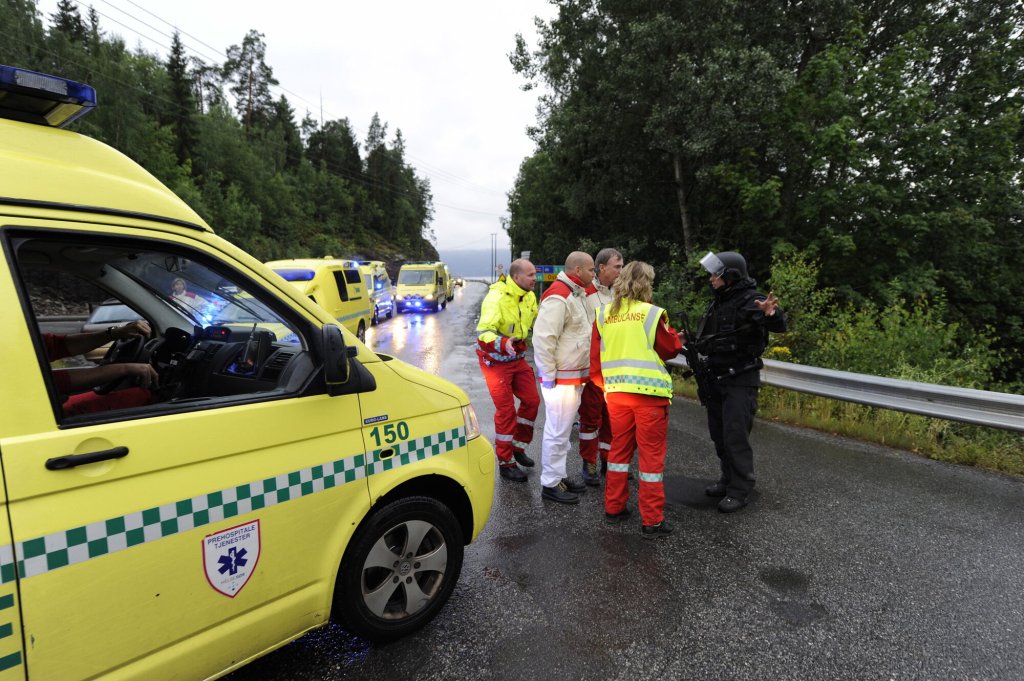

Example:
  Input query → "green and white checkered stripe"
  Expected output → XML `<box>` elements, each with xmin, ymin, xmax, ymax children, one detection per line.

<box><xmin>0</xmin><ymin>592</ymin><xmax>20</xmax><ymax>672</ymax></box>
<box><xmin>367</xmin><ymin>427</ymin><xmax>467</xmax><ymax>475</ymax></box>
<box><xmin>604</xmin><ymin>374</ymin><xmax>673</xmax><ymax>391</ymax></box>
<box><xmin>0</xmin><ymin>426</ymin><xmax>465</xmax><ymax>584</ymax></box>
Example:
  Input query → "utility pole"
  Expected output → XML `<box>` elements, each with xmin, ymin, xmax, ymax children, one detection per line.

<box><xmin>490</xmin><ymin>233</ymin><xmax>497</xmax><ymax>284</ymax></box>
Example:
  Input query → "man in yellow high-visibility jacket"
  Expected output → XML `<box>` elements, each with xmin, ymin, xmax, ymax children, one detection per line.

<box><xmin>476</xmin><ymin>259</ymin><xmax>539</xmax><ymax>482</ymax></box>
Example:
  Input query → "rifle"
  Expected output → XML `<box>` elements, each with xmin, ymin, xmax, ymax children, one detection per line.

<box><xmin>673</xmin><ymin>310</ymin><xmax>715</xmax><ymax>406</ymax></box>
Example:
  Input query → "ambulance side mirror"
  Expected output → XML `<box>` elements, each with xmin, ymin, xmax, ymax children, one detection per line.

<box><xmin>321</xmin><ymin>324</ymin><xmax>351</xmax><ymax>386</ymax></box>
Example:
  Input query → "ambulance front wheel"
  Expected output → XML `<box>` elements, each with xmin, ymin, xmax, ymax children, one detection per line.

<box><xmin>334</xmin><ymin>496</ymin><xmax>464</xmax><ymax>642</ymax></box>
<box><xmin>356</xmin><ymin>321</ymin><xmax>366</xmax><ymax>344</ymax></box>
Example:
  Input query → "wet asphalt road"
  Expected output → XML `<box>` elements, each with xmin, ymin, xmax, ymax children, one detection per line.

<box><xmin>227</xmin><ymin>282</ymin><xmax>1024</xmax><ymax>681</ymax></box>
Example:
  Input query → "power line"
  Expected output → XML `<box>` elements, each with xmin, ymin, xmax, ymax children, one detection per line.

<box><xmin>115</xmin><ymin>0</ymin><xmax>225</xmax><ymax>60</ymax></box>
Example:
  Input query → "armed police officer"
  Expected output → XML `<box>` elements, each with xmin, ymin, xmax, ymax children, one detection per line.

<box><xmin>688</xmin><ymin>251</ymin><xmax>786</xmax><ymax>513</ymax></box>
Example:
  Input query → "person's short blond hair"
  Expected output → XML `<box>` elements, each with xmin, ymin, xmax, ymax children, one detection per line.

<box><xmin>609</xmin><ymin>261</ymin><xmax>654</xmax><ymax>316</ymax></box>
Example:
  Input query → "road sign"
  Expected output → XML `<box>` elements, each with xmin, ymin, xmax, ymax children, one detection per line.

<box><xmin>534</xmin><ymin>265</ymin><xmax>563</xmax><ymax>282</ymax></box>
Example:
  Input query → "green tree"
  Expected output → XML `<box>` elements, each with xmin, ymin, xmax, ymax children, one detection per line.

<box><xmin>263</xmin><ymin>95</ymin><xmax>303</xmax><ymax>171</ymax></box>
<box><xmin>50</xmin><ymin>0</ymin><xmax>86</xmax><ymax>44</ymax></box>
<box><xmin>222</xmin><ymin>30</ymin><xmax>278</xmax><ymax>138</ymax></box>
<box><xmin>307</xmin><ymin>117</ymin><xmax>362</xmax><ymax>179</ymax></box>
<box><xmin>0</xmin><ymin>0</ymin><xmax>45</xmax><ymax>67</ymax></box>
<box><xmin>510</xmin><ymin>0</ymin><xmax>1024</xmax><ymax>383</ymax></box>
<box><xmin>190</xmin><ymin>56</ymin><xmax>224</xmax><ymax>114</ymax></box>
<box><xmin>166</xmin><ymin>31</ymin><xmax>197</xmax><ymax>164</ymax></box>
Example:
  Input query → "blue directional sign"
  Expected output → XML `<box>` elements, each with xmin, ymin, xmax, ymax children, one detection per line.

<box><xmin>535</xmin><ymin>265</ymin><xmax>564</xmax><ymax>282</ymax></box>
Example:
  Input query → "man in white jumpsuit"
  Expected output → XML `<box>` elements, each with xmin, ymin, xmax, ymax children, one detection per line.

<box><xmin>532</xmin><ymin>251</ymin><xmax>596</xmax><ymax>504</ymax></box>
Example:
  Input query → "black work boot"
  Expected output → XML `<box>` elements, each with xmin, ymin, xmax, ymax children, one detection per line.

<box><xmin>498</xmin><ymin>464</ymin><xmax>527</xmax><ymax>482</ymax></box>
<box><xmin>718</xmin><ymin>496</ymin><xmax>748</xmax><ymax>513</ymax></box>
<box><xmin>541</xmin><ymin>480</ymin><xmax>579</xmax><ymax>504</ymax></box>
<box><xmin>641</xmin><ymin>521</ymin><xmax>673</xmax><ymax>538</ymax></box>
<box><xmin>581</xmin><ymin>461</ymin><xmax>600</xmax><ymax>487</ymax></box>
<box><xmin>512</xmin><ymin>449</ymin><xmax>535</xmax><ymax>468</ymax></box>
<box><xmin>561</xmin><ymin>477</ymin><xmax>586</xmax><ymax>493</ymax></box>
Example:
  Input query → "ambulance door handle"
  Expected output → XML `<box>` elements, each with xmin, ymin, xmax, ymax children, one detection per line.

<box><xmin>379</xmin><ymin>448</ymin><xmax>396</xmax><ymax>460</ymax></box>
<box><xmin>46</xmin><ymin>446</ymin><xmax>129</xmax><ymax>470</ymax></box>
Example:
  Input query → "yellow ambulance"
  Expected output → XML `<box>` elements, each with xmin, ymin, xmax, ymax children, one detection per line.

<box><xmin>264</xmin><ymin>257</ymin><xmax>373</xmax><ymax>343</ymax></box>
<box><xmin>0</xmin><ymin>66</ymin><xmax>494</xmax><ymax>680</ymax></box>
<box><xmin>357</xmin><ymin>260</ymin><xmax>396</xmax><ymax>325</ymax></box>
<box><xmin>443</xmin><ymin>263</ymin><xmax>456</xmax><ymax>303</ymax></box>
<box><xmin>395</xmin><ymin>261</ymin><xmax>449</xmax><ymax>313</ymax></box>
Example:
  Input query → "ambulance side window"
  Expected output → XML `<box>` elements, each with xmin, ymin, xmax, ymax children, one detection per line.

<box><xmin>333</xmin><ymin>272</ymin><xmax>350</xmax><ymax>301</ymax></box>
<box><xmin>343</xmin><ymin>269</ymin><xmax>361</xmax><ymax>300</ymax></box>
<box><xmin>9</xmin><ymin>232</ymin><xmax>315</xmax><ymax>425</ymax></box>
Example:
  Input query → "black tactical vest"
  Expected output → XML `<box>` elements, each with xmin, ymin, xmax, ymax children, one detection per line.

<box><xmin>696</xmin><ymin>286</ymin><xmax>768</xmax><ymax>368</ymax></box>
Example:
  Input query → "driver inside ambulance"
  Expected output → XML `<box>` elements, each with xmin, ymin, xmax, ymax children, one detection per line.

<box><xmin>44</xmin><ymin>320</ymin><xmax>159</xmax><ymax>415</ymax></box>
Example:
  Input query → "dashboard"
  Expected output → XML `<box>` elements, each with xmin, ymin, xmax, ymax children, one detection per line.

<box><xmin>152</xmin><ymin>325</ymin><xmax>304</xmax><ymax>399</ymax></box>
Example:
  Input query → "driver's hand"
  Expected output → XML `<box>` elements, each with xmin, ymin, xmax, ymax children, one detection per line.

<box><xmin>113</xmin><ymin>320</ymin><xmax>152</xmax><ymax>339</ymax></box>
<box><xmin>123</xmin><ymin>362</ymin><xmax>159</xmax><ymax>389</ymax></box>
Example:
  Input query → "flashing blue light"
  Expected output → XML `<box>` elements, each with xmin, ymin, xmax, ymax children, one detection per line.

<box><xmin>0</xmin><ymin>65</ymin><xmax>97</xmax><ymax>128</ymax></box>
<box><xmin>274</xmin><ymin>268</ymin><xmax>316</xmax><ymax>282</ymax></box>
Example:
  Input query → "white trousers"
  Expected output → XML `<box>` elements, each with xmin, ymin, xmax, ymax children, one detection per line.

<box><xmin>540</xmin><ymin>383</ymin><xmax>584</xmax><ymax>488</ymax></box>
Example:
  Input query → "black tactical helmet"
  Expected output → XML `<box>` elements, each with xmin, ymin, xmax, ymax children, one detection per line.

<box><xmin>700</xmin><ymin>250</ymin><xmax>749</xmax><ymax>283</ymax></box>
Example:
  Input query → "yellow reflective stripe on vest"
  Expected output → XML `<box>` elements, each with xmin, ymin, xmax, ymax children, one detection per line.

<box><xmin>596</xmin><ymin>300</ymin><xmax>673</xmax><ymax>398</ymax></box>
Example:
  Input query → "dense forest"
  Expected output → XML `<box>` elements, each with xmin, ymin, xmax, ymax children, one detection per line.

<box><xmin>0</xmin><ymin>0</ymin><xmax>438</xmax><ymax>264</ymax></box>
<box><xmin>509</xmin><ymin>0</ymin><xmax>1024</xmax><ymax>388</ymax></box>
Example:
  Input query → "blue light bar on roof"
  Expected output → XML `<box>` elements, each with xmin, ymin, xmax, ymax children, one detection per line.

<box><xmin>0</xmin><ymin>65</ymin><xmax>97</xmax><ymax>128</ymax></box>
<box><xmin>274</xmin><ymin>269</ymin><xmax>316</xmax><ymax>282</ymax></box>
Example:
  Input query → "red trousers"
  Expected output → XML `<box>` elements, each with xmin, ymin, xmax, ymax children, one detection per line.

<box><xmin>478</xmin><ymin>357</ymin><xmax>539</xmax><ymax>464</ymax></box>
<box><xmin>578</xmin><ymin>380</ymin><xmax>611</xmax><ymax>464</ymax></box>
<box><xmin>62</xmin><ymin>387</ymin><xmax>154</xmax><ymax>416</ymax></box>
<box><xmin>604</xmin><ymin>396</ymin><xmax>669</xmax><ymax>526</ymax></box>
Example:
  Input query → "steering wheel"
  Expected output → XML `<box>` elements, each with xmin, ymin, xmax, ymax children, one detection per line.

<box><xmin>148</xmin><ymin>336</ymin><xmax>190</xmax><ymax>400</ymax></box>
<box><xmin>93</xmin><ymin>334</ymin><xmax>149</xmax><ymax>396</ymax></box>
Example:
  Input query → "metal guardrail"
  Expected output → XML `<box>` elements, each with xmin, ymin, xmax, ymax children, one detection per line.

<box><xmin>666</xmin><ymin>356</ymin><xmax>1024</xmax><ymax>433</ymax></box>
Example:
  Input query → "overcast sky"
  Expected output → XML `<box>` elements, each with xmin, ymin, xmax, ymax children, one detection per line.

<box><xmin>36</xmin><ymin>0</ymin><xmax>555</xmax><ymax>264</ymax></box>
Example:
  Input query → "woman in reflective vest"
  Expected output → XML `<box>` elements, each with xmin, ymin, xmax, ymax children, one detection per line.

<box><xmin>590</xmin><ymin>261</ymin><xmax>682</xmax><ymax>538</ymax></box>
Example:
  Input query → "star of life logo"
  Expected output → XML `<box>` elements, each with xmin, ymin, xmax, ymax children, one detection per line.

<box><xmin>203</xmin><ymin>520</ymin><xmax>261</xmax><ymax>598</ymax></box>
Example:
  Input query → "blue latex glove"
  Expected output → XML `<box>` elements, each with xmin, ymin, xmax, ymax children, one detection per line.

<box><xmin>540</xmin><ymin>379</ymin><xmax>556</xmax><ymax>389</ymax></box>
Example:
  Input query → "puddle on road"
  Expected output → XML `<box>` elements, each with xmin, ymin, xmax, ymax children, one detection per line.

<box><xmin>759</xmin><ymin>565</ymin><xmax>828</xmax><ymax>626</ymax></box>
<box><xmin>759</xmin><ymin>565</ymin><xmax>811</xmax><ymax>593</ymax></box>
